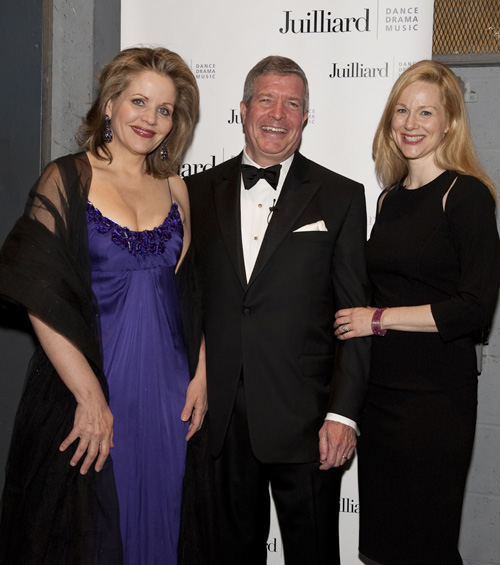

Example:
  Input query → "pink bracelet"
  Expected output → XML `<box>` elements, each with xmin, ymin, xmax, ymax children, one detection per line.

<box><xmin>371</xmin><ymin>308</ymin><xmax>388</xmax><ymax>336</ymax></box>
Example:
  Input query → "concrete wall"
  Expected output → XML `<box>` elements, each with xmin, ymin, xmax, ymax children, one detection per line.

<box><xmin>0</xmin><ymin>0</ymin><xmax>120</xmax><ymax>492</ymax></box>
<box><xmin>451</xmin><ymin>65</ymin><xmax>500</xmax><ymax>565</ymax></box>
<box><xmin>43</xmin><ymin>0</ymin><xmax>120</xmax><ymax>164</ymax></box>
<box><xmin>0</xmin><ymin>0</ymin><xmax>44</xmax><ymax>495</ymax></box>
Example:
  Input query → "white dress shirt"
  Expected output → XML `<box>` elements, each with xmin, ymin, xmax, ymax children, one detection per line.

<box><xmin>239</xmin><ymin>149</ymin><xmax>358</xmax><ymax>434</ymax></box>
<box><xmin>240</xmin><ymin>150</ymin><xmax>293</xmax><ymax>281</ymax></box>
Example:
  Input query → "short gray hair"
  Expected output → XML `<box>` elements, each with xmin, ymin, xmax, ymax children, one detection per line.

<box><xmin>242</xmin><ymin>56</ymin><xmax>309</xmax><ymax>115</ymax></box>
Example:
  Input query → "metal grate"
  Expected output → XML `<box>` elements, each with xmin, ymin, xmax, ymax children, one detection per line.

<box><xmin>433</xmin><ymin>0</ymin><xmax>500</xmax><ymax>54</ymax></box>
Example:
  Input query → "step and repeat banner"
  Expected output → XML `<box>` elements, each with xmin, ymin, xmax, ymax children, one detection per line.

<box><xmin>122</xmin><ymin>1</ymin><xmax>434</xmax><ymax>562</ymax></box>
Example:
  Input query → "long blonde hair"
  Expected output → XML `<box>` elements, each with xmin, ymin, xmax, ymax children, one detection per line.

<box><xmin>373</xmin><ymin>60</ymin><xmax>496</xmax><ymax>199</ymax></box>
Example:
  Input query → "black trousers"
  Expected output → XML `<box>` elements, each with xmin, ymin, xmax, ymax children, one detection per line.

<box><xmin>212</xmin><ymin>379</ymin><xmax>342</xmax><ymax>565</ymax></box>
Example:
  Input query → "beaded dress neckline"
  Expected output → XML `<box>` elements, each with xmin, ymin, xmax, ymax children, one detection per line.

<box><xmin>86</xmin><ymin>201</ymin><xmax>182</xmax><ymax>257</ymax></box>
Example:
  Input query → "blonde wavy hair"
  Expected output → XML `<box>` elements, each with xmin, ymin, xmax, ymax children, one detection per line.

<box><xmin>77</xmin><ymin>47</ymin><xmax>199</xmax><ymax>179</ymax></box>
<box><xmin>373</xmin><ymin>60</ymin><xmax>495</xmax><ymax>199</ymax></box>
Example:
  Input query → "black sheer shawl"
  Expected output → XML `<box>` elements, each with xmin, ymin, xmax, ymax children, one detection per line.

<box><xmin>0</xmin><ymin>153</ymin><xmax>122</xmax><ymax>564</ymax></box>
<box><xmin>176</xmin><ymin>220</ymin><xmax>215</xmax><ymax>565</ymax></box>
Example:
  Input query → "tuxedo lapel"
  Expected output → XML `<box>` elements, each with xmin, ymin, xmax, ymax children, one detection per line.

<box><xmin>248</xmin><ymin>153</ymin><xmax>320</xmax><ymax>287</ymax></box>
<box><xmin>213</xmin><ymin>156</ymin><xmax>247</xmax><ymax>289</ymax></box>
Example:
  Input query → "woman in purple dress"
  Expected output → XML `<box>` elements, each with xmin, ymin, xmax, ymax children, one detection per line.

<box><xmin>0</xmin><ymin>47</ymin><xmax>206</xmax><ymax>564</ymax></box>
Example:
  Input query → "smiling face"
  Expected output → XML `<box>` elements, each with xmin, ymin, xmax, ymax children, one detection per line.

<box><xmin>106</xmin><ymin>70</ymin><xmax>176</xmax><ymax>157</ymax></box>
<box><xmin>240</xmin><ymin>73</ymin><xmax>308</xmax><ymax>167</ymax></box>
<box><xmin>391</xmin><ymin>80</ymin><xmax>449</xmax><ymax>167</ymax></box>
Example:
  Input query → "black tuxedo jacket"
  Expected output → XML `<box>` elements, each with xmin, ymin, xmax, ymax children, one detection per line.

<box><xmin>186</xmin><ymin>151</ymin><xmax>370</xmax><ymax>464</ymax></box>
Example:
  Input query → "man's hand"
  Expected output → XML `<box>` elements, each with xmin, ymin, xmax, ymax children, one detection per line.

<box><xmin>318</xmin><ymin>420</ymin><xmax>356</xmax><ymax>470</ymax></box>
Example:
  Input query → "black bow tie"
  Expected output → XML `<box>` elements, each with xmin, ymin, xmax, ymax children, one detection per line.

<box><xmin>241</xmin><ymin>164</ymin><xmax>282</xmax><ymax>190</ymax></box>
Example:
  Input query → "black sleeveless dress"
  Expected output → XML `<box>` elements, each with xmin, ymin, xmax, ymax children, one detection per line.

<box><xmin>358</xmin><ymin>171</ymin><xmax>500</xmax><ymax>565</ymax></box>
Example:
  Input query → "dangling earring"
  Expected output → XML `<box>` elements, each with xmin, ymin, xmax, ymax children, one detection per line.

<box><xmin>104</xmin><ymin>115</ymin><xmax>113</xmax><ymax>143</ymax></box>
<box><xmin>160</xmin><ymin>141</ymin><xmax>168</xmax><ymax>160</ymax></box>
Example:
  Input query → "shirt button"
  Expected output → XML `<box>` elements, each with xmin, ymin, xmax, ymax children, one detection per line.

<box><xmin>242</xmin><ymin>307</ymin><xmax>251</xmax><ymax>315</ymax></box>
<box><xmin>254</xmin><ymin>236</ymin><xmax>258</xmax><ymax>241</ymax></box>
<box><xmin>258</xmin><ymin>203</ymin><xmax>263</xmax><ymax>208</ymax></box>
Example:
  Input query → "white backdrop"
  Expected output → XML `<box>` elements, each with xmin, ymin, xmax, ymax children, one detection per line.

<box><xmin>122</xmin><ymin>1</ymin><xmax>434</xmax><ymax>562</ymax></box>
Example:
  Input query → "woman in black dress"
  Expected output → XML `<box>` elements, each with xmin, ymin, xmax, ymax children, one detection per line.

<box><xmin>334</xmin><ymin>60</ymin><xmax>500</xmax><ymax>564</ymax></box>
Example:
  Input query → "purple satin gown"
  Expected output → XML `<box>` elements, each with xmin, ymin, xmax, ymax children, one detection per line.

<box><xmin>87</xmin><ymin>200</ymin><xmax>190</xmax><ymax>564</ymax></box>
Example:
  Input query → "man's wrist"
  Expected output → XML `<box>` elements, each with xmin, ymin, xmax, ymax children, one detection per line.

<box><xmin>325</xmin><ymin>412</ymin><xmax>359</xmax><ymax>436</ymax></box>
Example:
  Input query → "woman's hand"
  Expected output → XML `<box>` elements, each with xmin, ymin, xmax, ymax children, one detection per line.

<box><xmin>28</xmin><ymin>312</ymin><xmax>115</xmax><ymax>475</ymax></box>
<box><xmin>334</xmin><ymin>307</ymin><xmax>377</xmax><ymax>340</ymax></box>
<box><xmin>60</xmin><ymin>397</ymin><xmax>114</xmax><ymax>474</ymax></box>
<box><xmin>181</xmin><ymin>370</ymin><xmax>208</xmax><ymax>441</ymax></box>
<box><xmin>335</xmin><ymin>305</ymin><xmax>438</xmax><ymax>337</ymax></box>
<box><xmin>181</xmin><ymin>338</ymin><xmax>208</xmax><ymax>440</ymax></box>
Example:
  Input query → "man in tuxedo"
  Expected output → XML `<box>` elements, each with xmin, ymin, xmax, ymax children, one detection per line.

<box><xmin>186</xmin><ymin>56</ymin><xmax>370</xmax><ymax>564</ymax></box>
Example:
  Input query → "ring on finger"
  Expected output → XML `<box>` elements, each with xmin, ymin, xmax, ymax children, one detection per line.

<box><xmin>341</xmin><ymin>324</ymin><xmax>349</xmax><ymax>334</ymax></box>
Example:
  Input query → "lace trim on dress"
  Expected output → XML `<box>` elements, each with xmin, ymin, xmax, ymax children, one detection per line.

<box><xmin>86</xmin><ymin>201</ymin><xmax>183</xmax><ymax>257</ymax></box>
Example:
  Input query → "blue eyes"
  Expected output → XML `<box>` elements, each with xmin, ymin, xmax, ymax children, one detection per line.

<box><xmin>396</xmin><ymin>108</ymin><xmax>432</xmax><ymax>116</ymax></box>
<box><xmin>131</xmin><ymin>99</ymin><xmax>170</xmax><ymax>116</ymax></box>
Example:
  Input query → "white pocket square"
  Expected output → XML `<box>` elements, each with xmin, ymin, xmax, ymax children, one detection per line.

<box><xmin>293</xmin><ymin>220</ymin><xmax>328</xmax><ymax>232</ymax></box>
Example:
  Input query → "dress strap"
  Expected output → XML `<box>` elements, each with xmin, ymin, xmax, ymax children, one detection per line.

<box><xmin>166</xmin><ymin>177</ymin><xmax>173</xmax><ymax>205</ymax></box>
